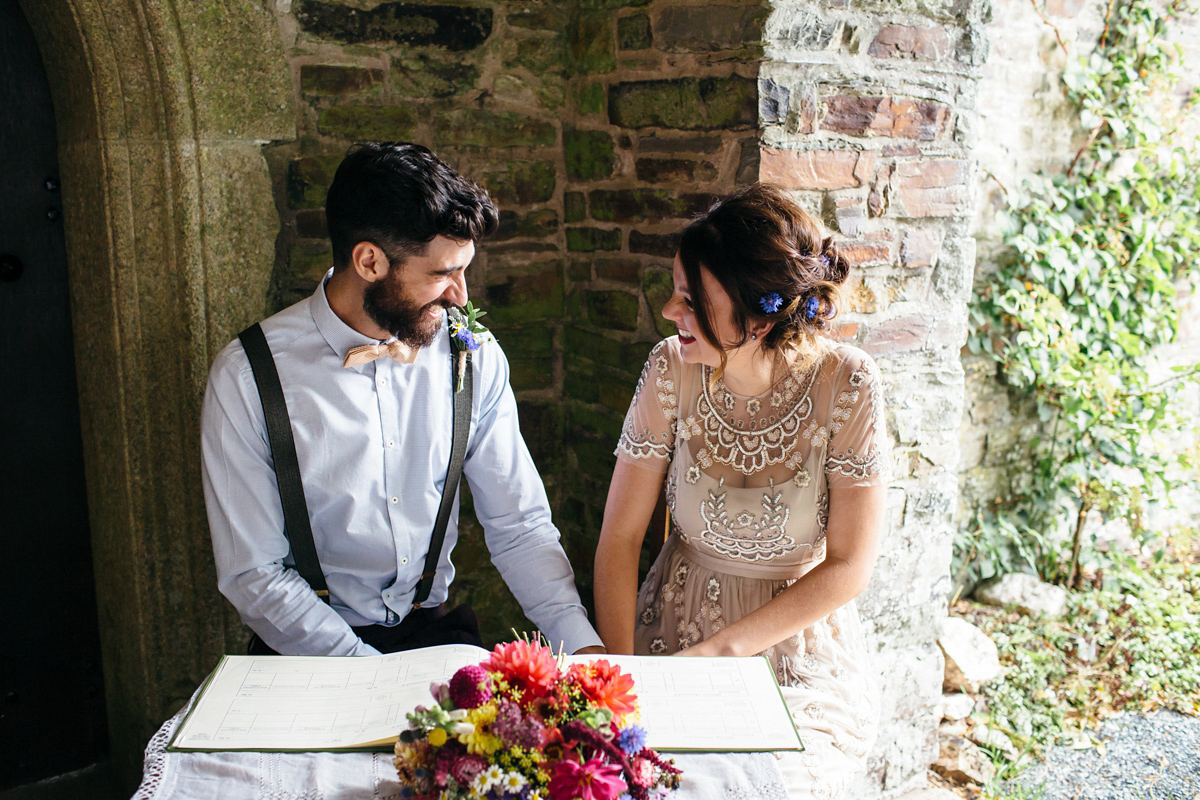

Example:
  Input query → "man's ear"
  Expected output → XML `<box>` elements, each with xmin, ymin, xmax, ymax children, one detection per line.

<box><xmin>350</xmin><ymin>242</ymin><xmax>390</xmax><ymax>284</ymax></box>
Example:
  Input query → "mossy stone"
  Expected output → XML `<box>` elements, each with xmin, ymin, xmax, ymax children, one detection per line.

<box><xmin>588</xmin><ymin>290</ymin><xmax>639</xmax><ymax>330</ymax></box>
<box><xmin>564</xmin><ymin>127</ymin><xmax>616</xmax><ymax>182</ymax></box>
<box><xmin>392</xmin><ymin>55</ymin><xmax>478</xmax><ymax>98</ymax></box>
<box><xmin>434</xmin><ymin>110</ymin><xmax>556</xmax><ymax>147</ymax></box>
<box><xmin>494</xmin><ymin>209</ymin><xmax>559</xmax><ymax>241</ymax></box>
<box><xmin>578</xmin><ymin>0</ymin><xmax>652</xmax><ymax>8</ymax></box>
<box><xmin>486</xmin><ymin>161</ymin><xmax>557</xmax><ymax>206</ymax></box>
<box><xmin>508</xmin><ymin>37</ymin><xmax>566</xmax><ymax>76</ymax></box>
<box><xmin>485</xmin><ymin>262</ymin><xmax>564</xmax><ymax>324</ymax></box>
<box><xmin>568</xmin><ymin>10</ymin><xmax>616</xmax><ymax>75</ymax></box>
<box><xmin>608</xmin><ymin>77</ymin><xmax>758</xmax><ymax>129</ymax></box>
<box><xmin>642</xmin><ymin>268</ymin><xmax>675</xmax><ymax>338</ymax></box>
<box><xmin>617</xmin><ymin>14</ymin><xmax>652</xmax><ymax>50</ymax></box>
<box><xmin>286</xmin><ymin>153</ymin><xmax>343</xmax><ymax>209</ymax></box>
<box><xmin>300</xmin><ymin>64</ymin><xmax>384</xmax><ymax>96</ymax></box>
<box><xmin>564</xmin><ymin>324</ymin><xmax>622</xmax><ymax>368</ymax></box>
<box><xmin>317</xmin><ymin>106</ymin><xmax>417</xmax><ymax>140</ymax></box>
<box><xmin>294</xmin><ymin>0</ymin><xmax>493</xmax><ymax>51</ymax></box>
<box><xmin>507</xmin><ymin>7</ymin><xmax>567</xmax><ymax>30</ymax></box>
<box><xmin>566</xmin><ymin>227</ymin><xmax>621</xmax><ymax>252</ymax></box>
<box><xmin>564</xmin><ymin>192</ymin><xmax>587</xmax><ymax>223</ymax></box>
<box><xmin>577</xmin><ymin>83</ymin><xmax>607</xmax><ymax>115</ymax></box>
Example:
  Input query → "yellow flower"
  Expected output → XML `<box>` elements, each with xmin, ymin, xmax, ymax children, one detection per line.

<box><xmin>427</xmin><ymin>727</ymin><xmax>447</xmax><ymax>746</ymax></box>
<box><xmin>460</xmin><ymin>706</ymin><xmax>502</xmax><ymax>756</ymax></box>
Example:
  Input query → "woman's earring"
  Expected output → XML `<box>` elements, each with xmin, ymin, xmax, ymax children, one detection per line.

<box><xmin>751</xmin><ymin>333</ymin><xmax>757</xmax><ymax>340</ymax></box>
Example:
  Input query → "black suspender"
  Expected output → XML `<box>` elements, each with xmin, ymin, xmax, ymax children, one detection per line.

<box><xmin>236</xmin><ymin>323</ymin><xmax>473</xmax><ymax>610</ymax></box>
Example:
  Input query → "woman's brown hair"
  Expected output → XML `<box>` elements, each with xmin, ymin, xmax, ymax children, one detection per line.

<box><xmin>677</xmin><ymin>183</ymin><xmax>850</xmax><ymax>375</ymax></box>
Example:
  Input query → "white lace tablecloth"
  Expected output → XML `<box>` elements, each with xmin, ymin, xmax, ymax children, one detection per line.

<box><xmin>131</xmin><ymin>695</ymin><xmax>788</xmax><ymax>800</ymax></box>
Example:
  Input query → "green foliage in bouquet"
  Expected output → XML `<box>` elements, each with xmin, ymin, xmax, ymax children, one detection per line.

<box><xmin>962</xmin><ymin>0</ymin><xmax>1200</xmax><ymax>589</ymax></box>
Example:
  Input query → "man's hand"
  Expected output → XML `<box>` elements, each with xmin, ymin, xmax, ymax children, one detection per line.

<box><xmin>573</xmin><ymin>645</ymin><xmax>608</xmax><ymax>655</ymax></box>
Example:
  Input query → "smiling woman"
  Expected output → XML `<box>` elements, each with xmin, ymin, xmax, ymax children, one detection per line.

<box><xmin>594</xmin><ymin>184</ymin><xmax>889</xmax><ymax>799</ymax></box>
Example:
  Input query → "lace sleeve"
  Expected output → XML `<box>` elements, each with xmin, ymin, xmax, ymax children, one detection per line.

<box><xmin>614</xmin><ymin>339</ymin><xmax>678</xmax><ymax>472</ymax></box>
<box><xmin>825</xmin><ymin>348</ymin><xmax>890</xmax><ymax>487</ymax></box>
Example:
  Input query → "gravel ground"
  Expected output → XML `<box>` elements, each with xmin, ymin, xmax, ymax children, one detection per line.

<box><xmin>1011</xmin><ymin>711</ymin><xmax>1200</xmax><ymax>799</ymax></box>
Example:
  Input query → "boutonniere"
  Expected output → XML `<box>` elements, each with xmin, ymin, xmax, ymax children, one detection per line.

<box><xmin>447</xmin><ymin>301</ymin><xmax>494</xmax><ymax>392</ymax></box>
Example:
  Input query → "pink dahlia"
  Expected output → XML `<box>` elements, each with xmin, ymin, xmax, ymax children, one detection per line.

<box><xmin>448</xmin><ymin>663</ymin><xmax>492</xmax><ymax>709</ymax></box>
<box><xmin>548</xmin><ymin>757</ymin><xmax>628</xmax><ymax>800</ymax></box>
<box><xmin>484</xmin><ymin>640</ymin><xmax>561</xmax><ymax>702</ymax></box>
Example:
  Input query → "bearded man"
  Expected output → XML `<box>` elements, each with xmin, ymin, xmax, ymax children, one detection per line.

<box><xmin>201</xmin><ymin>142</ymin><xmax>604</xmax><ymax>657</ymax></box>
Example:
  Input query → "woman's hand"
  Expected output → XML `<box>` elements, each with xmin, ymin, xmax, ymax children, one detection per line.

<box><xmin>593</xmin><ymin>459</ymin><xmax>666</xmax><ymax>654</ymax></box>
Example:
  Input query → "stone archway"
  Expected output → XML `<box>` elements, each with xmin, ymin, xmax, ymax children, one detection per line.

<box><xmin>18</xmin><ymin>0</ymin><xmax>293</xmax><ymax>786</ymax></box>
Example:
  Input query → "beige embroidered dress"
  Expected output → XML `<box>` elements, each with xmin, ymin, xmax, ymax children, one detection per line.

<box><xmin>615</xmin><ymin>337</ymin><xmax>888</xmax><ymax>798</ymax></box>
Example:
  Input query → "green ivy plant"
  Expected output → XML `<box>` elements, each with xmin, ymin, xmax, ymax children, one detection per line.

<box><xmin>961</xmin><ymin>0</ymin><xmax>1200</xmax><ymax>589</ymax></box>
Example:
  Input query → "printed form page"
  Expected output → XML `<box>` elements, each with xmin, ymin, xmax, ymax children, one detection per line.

<box><xmin>567</xmin><ymin>654</ymin><xmax>803</xmax><ymax>751</ymax></box>
<box><xmin>171</xmin><ymin>645</ymin><xmax>488</xmax><ymax>750</ymax></box>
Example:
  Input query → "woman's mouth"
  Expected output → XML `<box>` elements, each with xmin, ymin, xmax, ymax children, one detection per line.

<box><xmin>678</xmin><ymin>329</ymin><xmax>696</xmax><ymax>344</ymax></box>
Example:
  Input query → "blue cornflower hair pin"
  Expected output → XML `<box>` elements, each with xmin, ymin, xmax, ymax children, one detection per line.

<box><xmin>759</xmin><ymin>292</ymin><xmax>783</xmax><ymax>313</ymax></box>
<box><xmin>803</xmin><ymin>295</ymin><xmax>820</xmax><ymax>320</ymax></box>
<box><xmin>447</xmin><ymin>301</ymin><xmax>494</xmax><ymax>392</ymax></box>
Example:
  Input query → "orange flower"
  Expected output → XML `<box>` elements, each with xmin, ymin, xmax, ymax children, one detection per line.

<box><xmin>484</xmin><ymin>639</ymin><xmax>561</xmax><ymax>703</ymax></box>
<box><xmin>567</xmin><ymin>660</ymin><xmax>637</xmax><ymax>717</ymax></box>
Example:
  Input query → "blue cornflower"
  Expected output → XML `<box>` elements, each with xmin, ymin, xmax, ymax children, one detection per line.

<box><xmin>759</xmin><ymin>292</ymin><xmax>783</xmax><ymax>313</ymax></box>
<box><xmin>617</xmin><ymin>724</ymin><xmax>649</xmax><ymax>755</ymax></box>
<box><xmin>455</xmin><ymin>328</ymin><xmax>481</xmax><ymax>351</ymax></box>
<box><xmin>804</xmin><ymin>295</ymin><xmax>819</xmax><ymax>320</ymax></box>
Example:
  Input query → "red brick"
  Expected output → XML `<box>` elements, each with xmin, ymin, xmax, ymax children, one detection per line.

<box><xmin>863</xmin><ymin>314</ymin><xmax>932</xmax><ymax>357</ymax></box>
<box><xmin>891</xmin><ymin>160</ymin><xmax>971</xmax><ymax>218</ymax></box>
<box><xmin>823</xmin><ymin>96</ymin><xmax>951</xmax><ymax>140</ymax></box>
<box><xmin>901</xmin><ymin>229</ymin><xmax>942</xmax><ymax>268</ymax></box>
<box><xmin>759</xmin><ymin>148</ymin><xmax>876</xmax><ymax>190</ymax></box>
<box><xmin>839</xmin><ymin>241</ymin><xmax>892</xmax><ymax>266</ymax></box>
<box><xmin>868</xmin><ymin>24</ymin><xmax>954</xmax><ymax>61</ymax></box>
<box><xmin>831</xmin><ymin>322</ymin><xmax>860</xmax><ymax>342</ymax></box>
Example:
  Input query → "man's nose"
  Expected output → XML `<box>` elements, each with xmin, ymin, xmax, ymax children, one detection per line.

<box><xmin>444</xmin><ymin>272</ymin><xmax>468</xmax><ymax>306</ymax></box>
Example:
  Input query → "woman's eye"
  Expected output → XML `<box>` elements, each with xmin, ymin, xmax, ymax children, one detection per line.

<box><xmin>683</xmin><ymin>298</ymin><xmax>693</xmax><ymax>309</ymax></box>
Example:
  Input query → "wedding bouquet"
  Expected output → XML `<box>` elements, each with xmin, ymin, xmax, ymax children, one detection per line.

<box><xmin>394</xmin><ymin>639</ymin><xmax>682</xmax><ymax>800</ymax></box>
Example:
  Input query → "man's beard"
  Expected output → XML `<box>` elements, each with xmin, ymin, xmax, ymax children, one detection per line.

<box><xmin>362</xmin><ymin>271</ymin><xmax>447</xmax><ymax>348</ymax></box>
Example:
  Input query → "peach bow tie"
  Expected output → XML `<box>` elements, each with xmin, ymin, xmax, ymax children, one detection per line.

<box><xmin>342</xmin><ymin>340</ymin><xmax>417</xmax><ymax>368</ymax></box>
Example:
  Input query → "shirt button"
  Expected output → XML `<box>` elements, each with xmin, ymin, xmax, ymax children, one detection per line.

<box><xmin>378</xmin><ymin>378</ymin><xmax>387</xmax><ymax>386</ymax></box>
<box><xmin>388</xmin><ymin>440</ymin><xmax>395</xmax><ymax>447</ymax></box>
<box><xmin>390</xmin><ymin>496</ymin><xmax>398</xmax><ymax>504</ymax></box>
<box><xmin>401</xmin><ymin>557</ymin><xmax>408</xmax><ymax>565</ymax></box>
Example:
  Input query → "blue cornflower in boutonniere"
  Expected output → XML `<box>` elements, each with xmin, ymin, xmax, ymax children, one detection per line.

<box><xmin>803</xmin><ymin>295</ymin><xmax>819</xmax><ymax>320</ymax></box>
<box><xmin>759</xmin><ymin>292</ymin><xmax>783</xmax><ymax>313</ymax></box>
<box><xmin>447</xmin><ymin>300</ymin><xmax>494</xmax><ymax>392</ymax></box>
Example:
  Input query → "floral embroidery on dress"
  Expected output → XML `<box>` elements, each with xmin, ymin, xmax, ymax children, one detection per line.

<box><xmin>698</xmin><ymin>479</ymin><xmax>797</xmax><ymax>561</ymax></box>
<box><xmin>686</xmin><ymin>465</ymin><xmax>700</xmax><ymax>485</ymax></box>
<box><xmin>696</xmin><ymin>366</ymin><xmax>818</xmax><ymax>474</ymax></box>
<box><xmin>616</xmin><ymin>342</ymin><xmax>675</xmax><ymax>460</ymax></box>
<box><xmin>801</xmin><ymin>419</ymin><xmax>829</xmax><ymax>449</ymax></box>
<box><xmin>793</xmin><ymin>468</ymin><xmax>811</xmax><ymax>488</ymax></box>
<box><xmin>649</xmin><ymin>637</ymin><xmax>667</xmax><ymax>654</ymax></box>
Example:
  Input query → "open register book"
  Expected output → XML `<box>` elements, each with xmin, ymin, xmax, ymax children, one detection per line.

<box><xmin>168</xmin><ymin>644</ymin><xmax>802</xmax><ymax>753</ymax></box>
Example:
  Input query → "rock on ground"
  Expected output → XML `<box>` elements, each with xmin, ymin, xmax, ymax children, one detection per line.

<box><xmin>933</xmin><ymin>731</ymin><xmax>996</xmax><ymax>785</ymax></box>
<box><xmin>941</xmin><ymin>692</ymin><xmax>975</xmax><ymax>721</ymax></box>
<box><xmin>1012</xmin><ymin>711</ymin><xmax>1200</xmax><ymax>799</ymax></box>
<box><xmin>939</xmin><ymin>616</ymin><xmax>1002</xmax><ymax>693</ymax></box>
<box><xmin>974</xmin><ymin>572</ymin><xmax>1070</xmax><ymax>617</ymax></box>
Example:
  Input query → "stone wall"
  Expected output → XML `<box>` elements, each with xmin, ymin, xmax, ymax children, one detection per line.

<box><xmin>263</xmin><ymin>0</ymin><xmax>767</xmax><ymax>638</ymax></box>
<box><xmin>962</xmin><ymin>0</ymin><xmax>1200</xmax><ymax>567</ymax></box>
<box><xmin>759</xmin><ymin>1</ymin><xmax>988</xmax><ymax>794</ymax></box>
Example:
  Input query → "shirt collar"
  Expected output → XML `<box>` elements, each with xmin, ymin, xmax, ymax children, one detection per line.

<box><xmin>309</xmin><ymin>270</ymin><xmax>430</xmax><ymax>366</ymax></box>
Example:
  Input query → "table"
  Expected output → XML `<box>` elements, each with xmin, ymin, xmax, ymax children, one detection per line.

<box><xmin>131</xmin><ymin>695</ymin><xmax>789</xmax><ymax>800</ymax></box>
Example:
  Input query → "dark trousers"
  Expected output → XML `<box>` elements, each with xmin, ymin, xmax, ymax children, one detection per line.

<box><xmin>247</xmin><ymin>602</ymin><xmax>483</xmax><ymax>656</ymax></box>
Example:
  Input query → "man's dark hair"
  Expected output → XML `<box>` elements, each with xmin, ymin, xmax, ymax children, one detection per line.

<box><xmin>325</xmin><ymin>142</ymin><xmax>499</xmax><ymax>270</ymax></box>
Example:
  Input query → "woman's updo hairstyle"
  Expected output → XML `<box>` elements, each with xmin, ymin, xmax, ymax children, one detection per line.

<box><xmin>677</xmin><ymin>182</ymin><xmax>849</xmax><ymax>372</ymax></box>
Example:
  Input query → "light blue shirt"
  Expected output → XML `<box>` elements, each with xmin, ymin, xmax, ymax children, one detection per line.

<box><xmin>201</xmin><ymin>277</ymin><xmax>602</xmax><ymax>656</ymax></box>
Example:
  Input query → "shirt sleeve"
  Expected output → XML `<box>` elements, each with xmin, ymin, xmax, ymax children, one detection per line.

<box><xmin>613</xmin><ymin>339</ymin><xmax>678</xmax><ymax>474</ymax></box>
<box><xmin>201</xmin><ymin>347</ymin><xmax>380</xmax><ymax>656</ymax></box>
<box><xmin>462</xmin><ymin>344</ymin><xmax>603</xmax><ymax>654</ymax></box>
<box><xmin>824</xmin><ymin>349</ymin><xmax>891</xmax><ymax>488</ymax></box>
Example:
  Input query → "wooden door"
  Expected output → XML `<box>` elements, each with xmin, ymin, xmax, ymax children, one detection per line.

<box><xmin>0</xmin><ymin>0</ymin><xmax>108</xmax><ymax>787</ymax></box>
